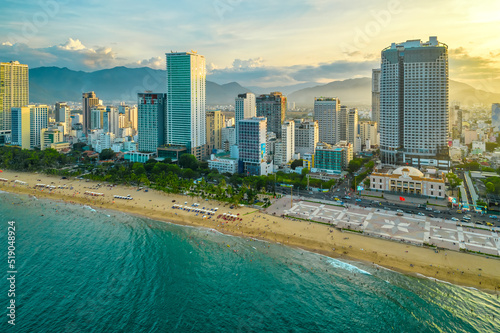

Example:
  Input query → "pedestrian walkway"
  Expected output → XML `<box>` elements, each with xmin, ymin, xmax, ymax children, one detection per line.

<box><xmin>266</xmin><ymin>197</ymin><xmax>500</xmax><ymax>256</ymax></box>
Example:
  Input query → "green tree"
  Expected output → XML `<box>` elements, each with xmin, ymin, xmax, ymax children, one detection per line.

<box><xmin>99</xmin><ymin>148</ymin><xmax>115</xmax><ymax>160</ymax></box>
<box><xmin>290</xmin><ymin>159</ymin><xmax>303</xmax><ymax>170</ymax></box>
<box><xmin>179</xmin><ymin>154</ymin><xmax>198</xmax><ymax>170</ymax></box>
<box><xmin>446</xmin><ymin>173</ymin><xmax>462</xmax><ymax>196</ymax></box>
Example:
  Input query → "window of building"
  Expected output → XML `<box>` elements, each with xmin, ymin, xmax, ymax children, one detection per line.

<box><xmin>431</xmin><ymin>191</ymin><xmax>433</xmax><ymax>196</ymax></box>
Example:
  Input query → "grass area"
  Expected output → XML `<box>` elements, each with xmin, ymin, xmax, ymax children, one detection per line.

<box><xmin>342</xmin><ymin>228</ymin><xmax>363</xmax><ymax>233</ymax></box>
<box><xmin>460</xmin><ymin>248</ymin><xmax>500</xmax><ymax>258</ymax></box>
<box><xmin>284</xmin><ymin>214</ymin><xmax>332</xmax><ymax>226</ymax></box>
<box><xmin>360</xmin><ymin>193</ymin><xmax>384</xmax><ymax>199</ymax></box>
<box><xmin>426</xmin><ymin>203</ymin><xmax>448</xmax><ymax>207</ymax></box>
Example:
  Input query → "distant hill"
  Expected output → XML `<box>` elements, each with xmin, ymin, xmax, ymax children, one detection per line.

<box><xmin>29</xmin><ymin>66</ymin><xmax>500</xmax><ymax>107</ymax></box>
<box><xmin>29</xmin><ymin>67</ymin><xmax>252</xmax><ymax>105</ymax></box>
<box><xmin>287</xmin><ymin>77</ymin><xmax>500</xmax><ymax>107</ymax></box>
<box><xmin>288</xmin><ymin>78</ymin><xmax>372</xmax><ymax>106</ymax></box>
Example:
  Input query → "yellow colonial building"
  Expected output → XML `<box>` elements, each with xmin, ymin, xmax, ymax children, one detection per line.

<box><xmin>370</xmin><ymin>166</ymin><xmax>446</xmax><ymax>198</ymax></box>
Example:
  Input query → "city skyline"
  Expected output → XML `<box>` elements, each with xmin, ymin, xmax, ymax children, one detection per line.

<box><xmin>0</xmin><ymin>1</ymin><xmax>498</xmax><ymax>91</ymax></box>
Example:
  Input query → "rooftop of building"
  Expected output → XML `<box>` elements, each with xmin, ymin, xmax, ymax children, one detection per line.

<box><xmin>372</xmin><ymin>166</ymin><xmax>444</xmax><ymax>180</ymax></box>
<box><xmin>314</xmin><ymin>97</ymin><xmax>338</xmax><ymax>101</ymax></box>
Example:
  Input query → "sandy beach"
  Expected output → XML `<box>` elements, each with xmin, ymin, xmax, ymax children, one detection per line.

<box><xmin>1</xmin><ymin>169</ymin><xmax>499</xmax><ymax>292</ymax></box>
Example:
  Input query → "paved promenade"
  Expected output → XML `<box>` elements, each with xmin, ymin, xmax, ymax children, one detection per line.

<box><xmin>266</xmin><ymin>197</ymin><xmax>500</xmax><ymax>256</ymax></box>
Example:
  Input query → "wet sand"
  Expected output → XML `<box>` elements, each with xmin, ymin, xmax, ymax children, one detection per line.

<box><xmin>1</xmin><ymin>169</ymin><xmax>499</xmax><ymax>292</ymax></box>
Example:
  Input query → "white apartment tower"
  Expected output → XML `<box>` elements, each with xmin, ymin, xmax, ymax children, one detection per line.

<box><xmin>235</xmin><ymin>92</ymin><xmax>256</xmax><ymax>143</ymax></box>
<box><xmin>314</xmin><ymin>97</ymin><xmax>340</xmax><ymax>145</ymax></box>
<box><xmin>380</xmin><ymin>36</ymin><xmax>449</xmax><ymax>166</ymax></box>
<box><xmin>274</xmin><ymin>120</ymin><xmax>295</xmax><ymax>166</ymax></box>
<box><xmin>294</xmin><ymin>120</ymin><xmax>319</xmax><ymax>155</ymax></box>
<box><xmin>165</xmin><ymin>51</ymin><xmax>206</xmax><ymax>160</ymax></box>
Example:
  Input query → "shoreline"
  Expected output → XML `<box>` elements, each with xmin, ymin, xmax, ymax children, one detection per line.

<box><xmin>1</xmin><ymin>169</ymin><xmax>499</xmax><ymax>293</ymax></box>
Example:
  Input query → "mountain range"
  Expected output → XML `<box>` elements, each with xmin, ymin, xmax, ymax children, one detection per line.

<box><xmin>29</xmin><ymin>66</ymin><xmax>500</xmax><ymax>107</ymax></box>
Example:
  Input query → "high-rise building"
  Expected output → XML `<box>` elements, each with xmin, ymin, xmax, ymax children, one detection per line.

<box><xmin>274</xmin><ymin>121</ymin><xmax>295</xmax><ymax>166</ymax></box>
<box><xmin>206</xmin><ymin>110</ymin><xmax>225</xmax><ymax>152</ymax></box>
<box><xmin>314</xmin><ymin>97</ymin><xmax>340</xmax><ymax>145</ymax></box>
<box><xmin>55</xmin><ymin>102</ymin><xmax>71</xmax><ymax>135</ymax></box>
<box><xmin>492</xmin><ymin>104</ymin><xmax>500</xmax><ymax>132</ymax></box>
<box><xmin>347</xmin><ymin>108</ymin><xmax>359</xmax><ymax>153</ymax></box>
<box><xmin>359</xmin><ymin>121</ymin><xmax>379</xmax><ymax>147</ymax></box>
<box><xmin>82</xmin><ymin>92</ymin><xmax>99</xmax><ymax>135</ymax></box>
<box><xmin>10</xmin><ymin>107</ymin><xmax>30</xmax><ymax>149</ymax></box>
<box><xmin>91</xmin><ymin>105</ymin><xmax>106</xmax><ymax>130</ymax></box>
<box><xmin>256</xmin><ymin>92</ymin><xmax>286</xmax><ymax>138</ymax></box>
<box><xmin>238</xmin><ymin>117</ymin><xmax>269</xmax><ymax>176</ymax></box>
<box><xmin>137</xmin><ymin>92</ymin><xmax>166</xmax><ymax>153</ymax></box>
<box><xmin>104</xmin><ymin>106</ymin><xmax>119</xmax><ymax>135</ymax></box>
<box><xmin>29</xmin><ymin>105</ymin><xmax>48</xmax><ymax>148</ymax></box>
<box><xmin>0</xmin><ymin>61</ymin><xmax>29</xmax><ymax>131</ymax></box>
<box><xmin>294</xmin><ymin>120</ymin><xmax>319</xmax><ymax>155</ymax></box>
<box><xmin>371</xmin><ymin>69</ymin><xmax>381</xmax><ymax>128</ymax></box>
<box><xmin>235</xmin><ymin>92</ymin><xmax>256</xmax><ymax>143</ymax></box>
<box><xmin>165</xmin><ymin>51</ymin><xmax>206</xmax><ymax>160</ymax></box>
<box><xmin>221</xmin><ymin>126</ymin><xmax>236</xmax><ymax>152</ymax></box>
<box><xmin>380</xmin><ymin>36</ymin><xmax>449</xmax><ymax>166</ymax></box>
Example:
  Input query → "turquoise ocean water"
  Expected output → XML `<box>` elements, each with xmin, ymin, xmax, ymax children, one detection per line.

<box><xmin>0</xmin><ymin>192</ymin><xmax>499</xmax><ymax>333</ymax></box>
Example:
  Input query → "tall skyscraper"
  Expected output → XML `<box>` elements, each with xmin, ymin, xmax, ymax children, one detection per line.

<box><xmin>235</xmin><ymin>92</ymin><xmax>256</xmax><ymax>143</ymax></box>
<box><xmin>274</xmin><ymin>120</ymin><xmax>295</xmax><ymax>166</ymax></box>
<box><xmin>380</xmin><ymin>36</ymin><xmax>449</xmax><ymax>166</ymax></box>
<box><xmin>55</xmin><ymin>102</ymin><xmax>71</xmax><ymax>135</ymax></box>
<box><xmin>294</xmin><ymin>120</ymin><xmax>319</xmax><ymax>155</ymax></box>
<box><xmin>10</xmin><ymin>107</ymin><xmax>30</xmax><ymax>149</ymax></box>
<box><xmin>137</xmin><ymin>92</ymin><xmax>166</xmax><ymax>153</ymax></box>
<box><xmin>256</xmin><ymin>92</ymin><xmax>286</xmax><ymax>138</ymax></box>
<box><xmin>0</xmin><ymin>61</ymin><xmax>29</xmax><ymax>131</ymax></box>
<box><xmin>82</xmin><ymin>92</ymin><xmax>99</xmax><ymax>135</ymax></box>
<box><xmin>206</xmin><ymin>110</ymin><xmax>225</xmax><ymax>152</ymax></box>
<box><xmin>314</xmin><ymin>97</ymin><xmax>340</xmax><ymax>145</ymax></box>
<box><xmin>165</xmin><ymin>51</ymin><xmax>206</xmax><ymax>160</ymax></box>
<box><xmin>11</xmin><ymin>105</ymin><xmax>48</xmax><ymax>149</ymax></box>
<box><xmin>238</xmin><ymin>117</ymin><xmax>269</xmax><ymax>176</ymax></box>
<box><xmin>492</xmin><ymin>103</ymin><xmax>500</xmax><ymax>132</ymax></box>
<box><xmin>371</xmin><ymin>69</ymin><xmax>381</xmax><ymax>128</ymax></box>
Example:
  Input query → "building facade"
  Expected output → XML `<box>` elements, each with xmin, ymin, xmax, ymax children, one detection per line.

<box><xmin>137</xmin><ymin>92</ymin><xmax>166</xmax><ymax>153</ymax></box>
<box><xmin>235</xmin><ymin>92</ymin><xmax>256</xmax><ymax>143</ymax></box>
<box><xmin>314</xmin><ymin>141</ymin><xmax>352</xmax><ymax>173</ymax></box>
<box><xmin>256</xmin><ymin>92</ymin><xmax>286</xmax><ymax>138</ymax></box>
<box><xmin>371</xmin><ymin>69</ymin><xmax>381</xmax><ymax>127</ymax></box>
<box><xmin>206</xmin><ymin>110</ymin><xmax>225</xmax><ymax>153</ymax></box>
<box><xmin>55</xmin><ymin>102</ymin><xmax>71</xmax><ymax>135</ymax></box>
<box><xmin>274</xmin><ymin>120</ymin><xmax>295</xmax><ymax>166</ymax></box>
<box><xmin>359</xmin><ymin>121</ymin><xmax>379</xmax><ymax>148</ymax></box>
<box><xmin>238</xmin><ymin>117</ymin><xmax>269</xmax><ymax>176</ymax></box>
<box><xmin>370</xmin><ymin>166</ymin><xmax>446</xmax><ymax>198</ymax></box>
<box><xmin>208</xmin><ymin>154</ymin><xmax>238</xmax><ymax>174</ymax></box>
<box><xmin>82</xmin><ymin>92</ymin><xmax>99</xmax><ymax>136</ymax></box>
<box><xmin>380</xmin><ymin>36</ymin><xmax>449</xmax><ymax>166</ymax></box>
<box><xmin>165</xmin><ymin>51</ymin><xmax>206</xmax><ymax>160</ymax></box>
<box><xmin>492</xmin><ymin>103</ymin><xmax>500</xmax><ymax>132</ymax></box>
<box><xmin>10</xmin><ymin>107</ymin><xmax>30</xmax><ymax>149</ymax></box>
<box><xmin>294</xmin><ymin>120</ymin><xmax>319</xmax><ymax>155</ymax></box>
<box><xmin>314</xmin><ymin>97</ymin><xmax>340</xmax><ymax>145</ymax></box>
<box><xmin>0</xmin><ymin>61</ymin><xmax>29</xmax><ymax>131</ymax></box>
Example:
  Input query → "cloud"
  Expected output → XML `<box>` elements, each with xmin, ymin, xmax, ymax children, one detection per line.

<box><xmin>0</xmin><ymin>38</ymin><xmax>121</xmax><ymax>71</ymax></box>
<box><xmin>126</xmin><ymin>56</ymin><xmax>164</xmax><ymax>69</ymax></box>
<box><xmin>208</xmin><ymin>58</ymin><xmax>379</xmax><ymax>87</ymax></box>
<box><xmin>449</xmin><ymin>47</ymin><xmax>500</xmax><ymax>92</ymax></box>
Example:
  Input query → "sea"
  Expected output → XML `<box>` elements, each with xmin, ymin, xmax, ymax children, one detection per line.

<box><xmin>0</xmin><ymin>191</ymin><xmax>499</xmax><ymax>333</ymax></box>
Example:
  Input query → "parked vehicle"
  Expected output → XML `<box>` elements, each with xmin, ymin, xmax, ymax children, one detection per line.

<box><xmin>396</xmin><ymin>209</ymin><xmax>404</xmax><ymax>213</ymax></box>
<box><xmin>426</xmin><ymin>207</ymin><xmax>433</xmax><ymax>211</ymax></box>
<box><xmin>417</xmin><ymin>212</ymin><xmax>425</xmax><ymax>216</ymax></box>
<box><xmin>451</xmin><ymin>217</ymin><xmax>459</xmax><ymax>221</ymax></box>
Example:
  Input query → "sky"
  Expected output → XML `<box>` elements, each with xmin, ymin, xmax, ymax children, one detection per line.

<box><xmin>0</xmin><ymin>0</ymin><xmax>499</xmax><ymax>91</ymax></box>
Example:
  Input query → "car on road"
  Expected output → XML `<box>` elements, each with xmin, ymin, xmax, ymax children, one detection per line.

<box><xmin>426</xmin><ymin>207</ymin><xmax>433</xmax><ymax>211</ymax></box>
<box><xmin>488</xmin><ymin>215</ymin><xmax>498</xmax><ymax>219</ymax></box>
<box><xmin>461</xmin><ymin>219</ymin><xmax>468</xmax><ymax>223</ymax></box>
<box><xmin>396</xmin><ymin>212</ymin><xmax>403</xmax><ymax>216</ymax></box>
<box><xmin>406</xmin><ymin>210</ymin><xmax>413</xmax><ymax>214</ymax></box>
<box><xmin>343</xmin><ymin>196</ymin><xmax>351</xmax><ymax>200</ymax></box>
<box><xmin>355</xmin><ymin>199</ymin><xmax>362</xmax><ymax>202</ymax></box>
<box><xmin>428</xmin><ymin>214</ymin><xmax>435</xmax><ymax>218</ymax></box>
<box><xmin>433</xmin><ymin>210</ymin><xmax>440</xmax><ymax>214</ymax></box>
<box><xmin>396</xmin><ymin>209</ymin><xmax>404</xmax><ymax>213</ymax></box>
<box><xmin>417</xmin><ymin>212</ymin><xmax>425</xmax><ymax>216</ymax></box>
<box><xmin>451</xmin><ymin>217</ymin><xmax>459</xmax><ymax>221</ymax></box>
<box><xmin>462</xmin><ymin>217</ymin><xmax>471</xmax><ymax>220</ymax></box>
<box><xmin>486</xmin><ymin>222</ymin><xmax>494</xmax><ymax>226</ymax></box>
